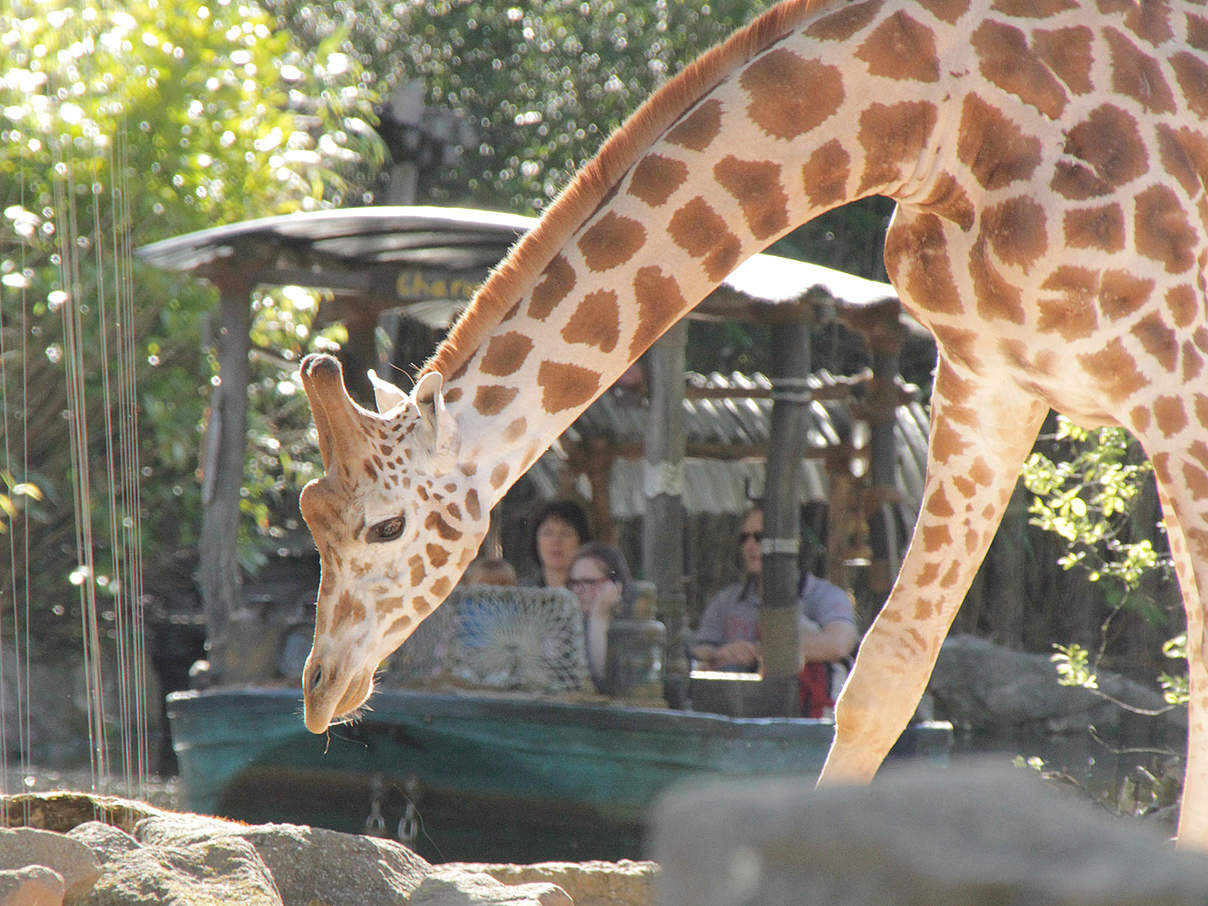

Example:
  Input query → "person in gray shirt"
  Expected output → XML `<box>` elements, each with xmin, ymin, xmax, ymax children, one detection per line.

<box><xmin>692</xmin><ymin>505</ymin><xmax>859</xmax><ymax>676</ymax></box>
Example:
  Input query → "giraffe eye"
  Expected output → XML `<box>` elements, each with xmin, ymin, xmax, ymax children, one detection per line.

<box><xmin>368</xmin><ymin>516</ymin><xmax>405</xmax><ymax>543</ymax></box>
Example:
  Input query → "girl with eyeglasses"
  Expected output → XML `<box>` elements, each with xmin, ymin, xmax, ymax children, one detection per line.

<box><xmin>567</xmin><ymin>542</ymin><xmax>634</xmax><ymax>692</ymax></box>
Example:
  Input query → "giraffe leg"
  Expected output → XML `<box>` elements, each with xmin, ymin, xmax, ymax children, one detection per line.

<box><xmin>1138</xmin><ymin>441</ymin><xmax>1208</xmax><ymax>849</ymax></box>
<box><xmin>818</xmin><ymin>359</ymin><xmax>1048</xmax><ymax>785</ymax></box>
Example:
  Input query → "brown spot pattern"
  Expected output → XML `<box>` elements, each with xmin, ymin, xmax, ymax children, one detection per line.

<box><xmin>1189</xmin><ymin>14</ymin><xmax>1208</xmax><ymax>52</ymax></box>
<box><xmin>957</xmin><ymin>94</ymin><xmax>1043</xmax><ymax>190</ymax></box>
<box><xmin>981</xmin><ymin>197</ymin><xmax>1047</xmax><ymax>267</ymax></box>
<box><xmin>473</xmin><ymin>385</ymin><xmax>519</xmax><ymax>416</ymax></box>
<box><xmin>1032</xmin><ymin>27</ymin><xmax>1094</xmax><ymax>95</ymax></box>
<box><xmin>801</xmin><ymin>140</ymin><xmax>851</xmax><ymax>209</ymax></box>
<box><xmin>714</xmin><ymin>156</ymin><xmax>789</xmax><ymax>240</ymax></box>
<box><xmin>922</xmin><ymin>523</ymin><xmax>952</xmax><ymax>552</ymax></box>
<box><xmin>1172</xmin><ymin>52</ymin><xmax>1208</xmax><ymax>120</ymax></box>
<box><xmin>1135</xmin><ymin>185</ymin><xmax>1198</xmax><ymax>273</ymax></box>
<box><xmin>1038</xmin><ymin>267</ymin><xmax>1099</xmax><ymax>340</ymax></box>
<box><xmin>741</xmin><ymin>50</ymin><xmax>845</xmax><ymax>140</ymax></box>
<box><xmin>857</xmin><ymin>100</ymin><xmax>937</xmax><ymax>194</ymax></box>
<box><xmin>1156</xmin><ymin>125</ymin><xmax>1202</xmax><ymax>197</ymax></box>
<box><xmin>884</xmin><ymin>213</ymin><xmax>964</xmax><ymax>316</ymax></box>
<box><xmin>562</xmin><ymin>289</ymin><xmax>621</xmax><ymax>352</ymax></box>
<box><xmin>667</xmin><ymin>99</ymin><xmax>722</xmax><ymax>151</ymax></box>
<box><xmin>805</xmin><ymin>0</ymin><xmax>882</xmax><ymax>40</ymax></box>
<box><xmin>629</xmin><ymin>154</ymin><xmax>688</xmax><ymax>207</ymax></box>
<box><xmin>426</xmin><ymin>543</ymin><xmax>450</xmax><ymax>568</ymax></box>
<box><xmin>629</xmin><ymin>266</ymin><xmax>687</xmax><ymax>361</ymax></box>
<box><xmin>578</xmin><ymin>212</ymin><xmax>646</xmax><ymax>272</ymax></box>
<box><xmin>1064</xmin><ymin>205</ymin><xmax>1125</xmax><ymax>252</ymax></box>
<box><xmin>915</xmin><ymin>0</ymin><xmax>969</xmax><ymax>23</ymax></box>
<box><xmin>1053</xmin><ymin>105</ymin><xmax>1147</xmax><ymax>200</ymax></box>
<box><xmin>929</xmin><ymin>418</ymin><xmax>971</xmax><ymax>462</ymax></box>
<box><xmin>490</xmin><ymin>464</ymin><xmax>509</xmax><ymax>490</ymax></box>
<box><xmin>333</xmin><ymin>589</ymin><xmax>366</xmax><ymax>629</ymax></box>
<box><xmin>480</xmin><ymin>332</ymin><xmax>534</xmax><ymax>377</ymax></box>
<box><xmin>1106</xmin><ymin>28</ymin><xmax>1175</xmax><ymax>114</ymax></box>
<box><xmin>1132</xmin><ymin>313</ymin><xmax>1179</xmax><ymax>372</ymax></box>
<box><xmin>1167</xmin><ymin>285</ymin><xmax>1198</xmax><ymax>328</ymax></box>
<box><xmin>917</xmin><ymin>173</ymin><xmax>976</xmax><ymax>231</ymax></box>
<box><xmin>424</xmin><ymin>510</ymin><xmax>461</xmax><ymax>541</ymax></box>
<box><xmin>970</xmin><ymin>239</ymin><xmax>1026</xmax><ymax>324</ymax></box>
<box><xmin>1078</xmin><ymin>338</ymin><xmax>1148</xmax><ymax>403</ymax></box>
<box><xmin>991</xmin><ymin>0</ymin><xmax>1074</xmax><ymax>14</ymax></box>
<box><xmin>503</xmin><ymin>417</ymin><xmax>527</xmax><ymax>443</ymax></box>
<box><xmin>1155</xmin><ymin>396</ymin><xmax>1189</xmax><ymax>437</ymax></box>
<box><xmin>855</xmin><ymin>11</ymin><xmax>939</xmax><ymax>82</ymax></box>
<box><xmin>376</xmin><ymin>595</ymin><xmax>404</xmax><ymax>618</ymax></box>
<box><xmin>430</xmin><ymin>577</ymin><xmax>453</xmax><ymax>600</ymax></box>
<box><xmin>667</xmin><ymin>197</ymin><xmax>743</xmax><ymax>282</ymax></box>
<box><xmin>1123</xmin><ymin>1</ymin><xmax>1173</xmax><ymax>45</ymax></box>
<box><xmin>530</xmin><ymin>254</ymin><xmax>576</xmax><ymax>320</ymax></box>
<box><xmin>537</xmin><ymin>360</ymin><xmax>601</xmax><ymax>414</ymax></box>
<box><xmin>465</xmin><ymin>489</ymin><xmax>481</xmax><ymax>521</ymax></box>
<box><xmin>1099</xmin><ymin>270</ymin><xmax>1154</xmax><ymax>320</ymax></box>
<box><xmin>387</xmin><ymin>613</ymin><xmax>413</xmax><ymax>637</ymax></box>
<box><xmin>972</xmin><ymin>21</ymin><xmax>1069</xmax><ymax>118</ymax></box>
<box><xmin>925</xmin><ymin>487</ymin><xmax>955</xmax><ymax>517</ymax></box>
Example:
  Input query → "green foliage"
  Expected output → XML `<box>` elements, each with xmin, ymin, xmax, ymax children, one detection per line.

<box><xmin>1022</xmin><ymin>417</ymin><xmax>1166</xmax><ymax>616</ymax></box>
<box><xmin>1022</xmin><ymin>415</ymin><xmax>1184</xmax><ymax>721</ymax></box>
<box><xmin>0</xmin><ymin>0</ymin><xmax>381</xmax><ymax>635</ymax></box>
<box><xmin>263</xmin><ymin>0</ymin><xmax>776</xmax><ymax>214</ymax></box>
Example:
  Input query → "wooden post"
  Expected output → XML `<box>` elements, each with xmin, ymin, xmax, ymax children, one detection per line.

<box><xmin>198</xmin><ymin>267</ymin><xmax>255</xmax><ymax>678</ymax></box>
<box><xmin>759</xmin><ymin>320</ymin><xmax>812</xmax><ymax>717</ymax></box>
<box><xmin>863</xmin><ymin>306</ymin><xmax>906</xmax><ymax>598</ymax></box>
<box><xmin>641</xmin><ymin>323</ymin><xmax>690</xmax><ymax>708</ymax></box>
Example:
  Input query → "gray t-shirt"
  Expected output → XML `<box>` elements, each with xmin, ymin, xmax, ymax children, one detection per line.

<box><xmin>696</xmin><ymin>575</ymin><xmax>856</xmax><ymax>651</ymax></box>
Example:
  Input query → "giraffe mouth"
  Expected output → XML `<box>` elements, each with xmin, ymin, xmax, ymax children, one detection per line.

<box><xmin>303</xmin><ymin>664</ymin><xmax>374</xmax><ymax>734</ymax></box>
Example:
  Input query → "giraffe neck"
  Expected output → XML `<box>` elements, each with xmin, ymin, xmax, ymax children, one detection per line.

<box><xmin>434</xmin><ymin>0</ymin><xmax>969</xmax><ymax>506</ymax></box>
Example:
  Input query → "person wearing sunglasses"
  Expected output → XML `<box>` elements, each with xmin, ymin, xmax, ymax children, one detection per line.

<box><xmin>691</xmin><ymin>505</ymin><xmax>859</xmax><ymax>717</ymax></box>
<box><xmin>566</xmin><ymin>542</ymin><xmax>634</xmax><ymax>692</ymax></box>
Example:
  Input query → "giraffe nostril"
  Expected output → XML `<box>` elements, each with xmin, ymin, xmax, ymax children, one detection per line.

<box><xmin>308</xmin><ymin>663</ymin><xmax>324</xmax><ymax>693</ymax></box>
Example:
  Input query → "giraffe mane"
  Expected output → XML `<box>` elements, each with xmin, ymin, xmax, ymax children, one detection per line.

<box><xmin>420</xmin><ymin>0</ymin><xmax>826</xmax><ymax>382</ymax></box>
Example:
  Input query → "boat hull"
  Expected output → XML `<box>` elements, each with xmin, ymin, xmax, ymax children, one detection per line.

<box><xmin>167</xmin><ymin>687</ymin><xmax>951</xmax><ymax>862</ymax></box>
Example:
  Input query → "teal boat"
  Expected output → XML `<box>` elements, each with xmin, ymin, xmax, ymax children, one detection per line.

<box><xmin>167</xmin><ymin>685</ymin><xmax>950</xmax><ymax>863</ymax></box>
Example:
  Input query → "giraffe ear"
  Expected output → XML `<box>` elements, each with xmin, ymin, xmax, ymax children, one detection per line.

<box><xmin>368</xmin><ymin>369</ymin><xmax>407</xmax><ymax>414</ymax></box>
<box><xmin>411</xmin><ymin>371</ymin><xmax>460</xmax><ymax>474</ymax></box>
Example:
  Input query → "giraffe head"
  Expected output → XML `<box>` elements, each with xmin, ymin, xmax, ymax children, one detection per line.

<box><xmin>296</xmin><ymin>353</ymin><xmax>486</xmax><ymax>733</ymax></box>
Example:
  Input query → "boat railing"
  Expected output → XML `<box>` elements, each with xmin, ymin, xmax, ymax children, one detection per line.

<box><xmin>379</xmin><ymin>585</ymin><xmax>594</xmax><ymax>696</ymax></box>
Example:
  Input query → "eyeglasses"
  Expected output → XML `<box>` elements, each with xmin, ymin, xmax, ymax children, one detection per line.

<box><xmin>737</xmin><ymin>531</ymin><xmax>763</xmax><ymax>544</ymax></box>
<box><xmin>567</xmin><ymin>576</ymin><xmax>611</xmax><ymax>591</ymax></box>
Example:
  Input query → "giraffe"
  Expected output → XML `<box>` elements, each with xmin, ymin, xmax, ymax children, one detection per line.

<box><xmin>297</xmin><ymin>0</ymin><xmax>1208</xmax><ymax>844</ymax></box>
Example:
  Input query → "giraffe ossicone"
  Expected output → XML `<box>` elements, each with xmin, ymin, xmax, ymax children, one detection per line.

<box><xmin>297</xmin><ymin>0</ymin><xmax>1208</xmax><ymax>847</ymax></box>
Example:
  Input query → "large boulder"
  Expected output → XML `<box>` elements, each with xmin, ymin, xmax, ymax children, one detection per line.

<box><xmin>68</xmin><ymin>820</ymin><xmax>281</xmax><ymax>906</ymax></box>
<box><xmin>453</xmin><ymin>861</ymin><xmax>658</xmax><ymax>906</ymax></box>
<box><xmin>651</xmin><ymin>761</ymin><xmax>1208</xmax><ymax>905</ymax></box>
<box><xmin>930</xmin><ymin>634</ymin><xmax>1185</xmax><ymax>735</ymax></box>
<box><xmin>0</xmin><ymin>828</ymin><xmax>100</xmax><ymax>902</ymax></box>
<box><xmin>0</xmin><ymin>865</ymin><xmax>65</xmax><ymax>906</ymax></box>
<box><xmin>3</xmin><ymin>792</ymin><xmax>658</xmax><ymax>906</ymax></box>
<box><xmin>136</xmin><ymin>815</ymin><xmax>429</xmax><ymax>906</ymax></box>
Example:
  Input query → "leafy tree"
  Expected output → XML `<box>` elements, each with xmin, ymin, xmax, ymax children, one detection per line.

<box><xmin>0</xmin><ymin>0</ymin><xmax>381</xmax><ymax>641</ymax></box>
<box><xmin>1021</xmin><ymin>417</ymin><xmax>1185</xmax><ymax>705</ymax></box>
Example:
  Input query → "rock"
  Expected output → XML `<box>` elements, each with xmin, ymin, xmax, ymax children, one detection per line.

<box><xmin>0</xmin><ymin>866</ymin><xmax>65</xmax><ymax>906</ymax></box>
<box><xmin>930</xmin><ymin>634</ymin><xmax>1186</xmax><ymax>735</ymax></box>
<box><xmin>652</xmin><ymin>760</ymin><xmax>1208</xmax><ymax>906</ymax></box>
<box><xmin>413</xmin><ymin>867</ymin><xmax>571</xmax><ymax>906</ymax></box>
<box><xmin>75</xmin><ymin>828</ymin><xmax>281</xmax><ymax>906</ymax></box>
<box><xmin>0</xmin><ymin>828</ymin><xmax>100</xmax><ymax>902</ymax></box>
<box><xmin>457</xmin><ymin>860</ymin><xmax>658</xmax><ymax>906</ymax></box>
<box><xmin>2</xmin><ymin>793</ymin><xmax>162</xmax><ymax>835</ymax></box>
<box><xmin>136</xmin><ymin>815</ymin><xmax>429</xmax><ymax>906</ymax></box>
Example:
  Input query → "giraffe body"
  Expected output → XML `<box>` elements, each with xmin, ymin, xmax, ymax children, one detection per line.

<box><xmin>298</xmin><ymin>0</ymin><xmax>1208</xmax><ymax>845</ymax></box>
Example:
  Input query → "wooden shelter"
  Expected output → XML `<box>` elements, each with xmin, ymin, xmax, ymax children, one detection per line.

<box><xmin>137</xmin><ymin>205</ymin><xmax>928</xmax><ymax>706</ymax></box>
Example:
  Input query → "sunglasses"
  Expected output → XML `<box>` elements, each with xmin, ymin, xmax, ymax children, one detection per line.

<box><xmin>737</xmin><ymin>531</ymin><xmax>763</xmax><ymax>544</ymax></box>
